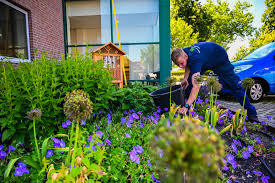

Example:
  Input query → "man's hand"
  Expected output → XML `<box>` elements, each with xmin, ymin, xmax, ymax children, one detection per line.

<box><xmin>178</xmin><ymin>107</ymin><xmax>188</xmax><ymax>115</ymax></box>
<box><xmin>181</xmin><ymin>79</ymin><xmax>189</xmax><ymax>89</ymax></box>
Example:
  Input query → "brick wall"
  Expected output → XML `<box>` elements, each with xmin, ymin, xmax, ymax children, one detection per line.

<box><xmin>9</xmin><ymin>0</ymin><xmax>65</xmax><ymax>59</ymax></box>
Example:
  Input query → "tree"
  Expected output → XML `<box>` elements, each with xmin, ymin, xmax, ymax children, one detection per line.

<box><xmin>261</xmin><ymin>0</ymin><xmax>274</xmax><ymax>32</ymax></box>
<box><xmin>170</xmin><ymin>17</ymin><xmax>198</xmax><ymax>49</ymax></box>
<box><xmin>171</xmin><ymin>0</ymin><xmax>255</xmax><ymax>48</ymax></box>
<box><xmin>232</xmin><ymin>0</ymin><xmax>275</xmax><ymax>61</ymax></box>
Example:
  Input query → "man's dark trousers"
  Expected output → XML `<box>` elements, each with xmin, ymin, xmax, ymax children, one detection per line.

<box><xmin>185</xmin><ymin>69</ymin><xmax>257</xmax><ymax>117</ymax></box>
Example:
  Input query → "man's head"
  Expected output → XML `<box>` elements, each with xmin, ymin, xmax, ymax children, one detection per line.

<box><xmin>171</xmin><ymin>48</ymin><xmax>188</xmax><ymax>69</ymax></box>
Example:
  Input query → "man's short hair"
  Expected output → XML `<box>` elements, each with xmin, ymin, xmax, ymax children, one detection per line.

<box><xmin>171</xmin><ymin>48</ymin><xmax>184</xmax><ymax>64</ymax></box>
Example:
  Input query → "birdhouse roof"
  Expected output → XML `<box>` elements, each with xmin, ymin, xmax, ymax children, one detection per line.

<box><xmin>92</xmin><ymin>42</ymin><xmax>126</xmax><ymax>55</ymax></box>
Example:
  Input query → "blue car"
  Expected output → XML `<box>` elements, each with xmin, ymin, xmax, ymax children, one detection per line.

<box><xmin>220</xmin><ymin>41</ymin><xmax>275</xmax><ymax>102</ymax></box>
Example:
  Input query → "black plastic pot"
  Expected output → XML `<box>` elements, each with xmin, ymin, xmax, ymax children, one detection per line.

<box><xmin>149</xmin><ymin>85</ymin><xmax>185</xmax><ymax>110</ymax></box>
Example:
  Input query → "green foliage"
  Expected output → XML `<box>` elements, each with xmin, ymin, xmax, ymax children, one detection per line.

<box><xmin>233</xmin><ymin>0</ymin><xmax>275</xmax><ymax>61</ymax></box>
<box><xmin>46</xmin><ymin>134</ymin><xmax>106</xmax><ymax>182</ymax></box>
<box><xmin>261</xmin><ymin>0</ymin><xmax>274</xmax><ymax>32</ymax></box>
<box><xmin>109</xmin><ymin>82</ymin><xmax>156</xmax><ymax>113</ymax></box>
<box><xmin>171</xmin><ymin>0</ymin><xmax>255</xmax><ymax>48</ymax></box>
<box><xmin>0</xmin><ymin>50</ymin><xmax>113</xmax><ymax>142</ymax></box>
<box><xmin>148</xmin><ymin>110</ymin><xmax>225</xmax><ymax>183</ymax></box>
<box><xmin>170</xmin><ymin>17</ymin><xmax>198</xmax><ymax>49</ymax></box>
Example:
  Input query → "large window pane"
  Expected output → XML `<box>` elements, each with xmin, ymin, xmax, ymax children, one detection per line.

<box><xmin>0</xmin><ymin>1</ymin><xmax>29</xmax><ymax>59</ymax></box>
<box><xmin>113</xmin><ymin>0</ymin><xmax>159</xmax><ymax>43</ymax></box>
<box><xmin>66</xmin><ymin>0</ymin><xmax>111</xmax><ymax>45</ymax></box>
<box><xmin>121</xmin><ymin>44</ymin><xmax>159</xmax><ymax>80</ymax></box>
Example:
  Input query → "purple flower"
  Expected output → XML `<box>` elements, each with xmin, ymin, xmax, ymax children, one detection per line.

<box><xmin>97</xmin><ymin>142</ymin><xmax>104</xmax><ymax>146</ymax></box>
<box><xmin>62</xmin><ymin>122</ymin><xmax>68</xmax><ymax>128</ymax></box>
<box><xmin>226</xmin><ymin>180</ymin><xmax>232</xmax><ymax>183</ymax></box>
<box><xmin>133</xmin><ymin>145</ymin><xmax>144</xmax><ymax>154</ymax></box>
<box><xmin>107</xmin><ymin>113</ymin><xmax>112</xmax><ymax>126</ymax></box>
<box><xmin>147</xmin><ymin>159</ymin><xmax>152</xmax><ymax>167</ymax></box>
<box><xmin>126</xmin><ymin>121</ymin><xmax>131</xmax><ymax>128</ymax></box>
<box><xmin>129</xmin><ymin>151</ymin><xmax>140</xmax><ymax>164</ymax></box>
<box><xmin>164</xmin><ymin>107</ymin><xmax>169</xmax><ymax>111</ymax></box>
<box><xmin>266</xmin><ymin>115</ymin><xmax>272</xmax><ymax>120</ymax></box>
<box><xmin>223</xmin><ymin>165</ymin><xmax>229</xmax><ymax>171</ymax></box>
<box><xmin>226</xmin><ymin>153</ymin><xmax>235</xmax><ymax>164</ymax></box>
<box><xmin>46</xmin><ymin>149</ymin><xmax>53</xmax><ymax>158</ymax></box>
<box><xmin>128</xmin><ymin>114</ymin><xmax>134</xmax><ymax>123</ymax></box>
<box><xmin>0</xmin><ymin>150</ymin><xmax>7</xmax><ymax>159</ymax></box>
<box><xmin>205</xmin><ymin>99</ymin><xmax>209</xmax><ymax>104</ymax></box>
<box><xmin>242</xmin><ymin>150</ymin><xmax>250</xmax><ymax>159</ymax></box>
<box><xmin>14</xmin><ymin>162</ymin><xmax>29</xmax><ymax>176</ymax></box>
<box><xmin>132</xmin><ymin>113</ymin><xmax>139</xmax><ymax>119</ymax></box>
<box><xmin>96</xmin><ymin>131</ymin><xmax>103</xmax><ymax>138</ymax></box>
<box><xmin>66</xmin><ymin>120</ymin><xmax>71</xmax><ymax>126</ymax></box>
<box><xmin>14</xmin><ymin>167</ymin><xmax>23</xmax><ymax>176</ymax></box>
<box><xmin>0</xmin><ymin>144</ymin><xmax>3</xmax><ymax>150</ymax></box>
<box><xmin>88</xmin><ymin>135</ymin><xmax>94</xmax><ymax>143</ymax></box>
<box><xmin>137</xmin><ymin>111</ymin><xmax>142</xmax><ymax>114</ymax></box>
<box><xmin>255</xmin><ymin>137</ymin><xmax>261</xmax><ymax>144</ymax></box>
<box><xmin>246</xmin><ymin>171</ymin><xmax>250</xmax><ymax>175</ymax></box>
<box><xmin>233</xmin><ymin>139</ymin><xmax>242</xmax><ymax>147</ymax></box>
<box><xmin>231</xmin><ymin>143</ymin><xmax>238</xmax><ymax>154</ymax></box>
<box><xmin>261</xmin><ymin>176</ymin><xmax>270</xmax><ymax>183</ymax></box>
<box><xmin>105</xmin><ymin>138</ymin><xmax>111</xmax><ymax>146</ymax></box>
<box><xmin>157</xmin><ymin>107</ymin><xmax>161</xmax><ymax>113</ymax></box>
<box><xmin>199</xmin><ymin>116</ymin><xmax>204</xmax><ymax>120</ymax></box>
<box><xmin>247</xmin><ymin>145</ymin><xmax>254</xmax><ymax>153</ymax></box>
<box><xmin>232</xmin><ymin>161</ymin><xmax>237</xmax><ymax>169</ymax></box>
<box><xmin>125</xmin><ymin>133</ymin><xmax>131</xmax><ymax>138</ymax></box>
<box><xmin>139</xmin><ymin>123</ymin><xmax>144</xmax><ymax>128</ymax></box>
<box><xmin>8</xmin><ymin>145</ymin><xmax>16</xmax><ymax>152</ymax></box>
<box><xmin>121</xmin><ymin>117</ymin><xmax>126</xmax><ymax>123</ymax></box>
<box><xmin>81</xmin><ymin>120</ymin><xmax>86</xmax><ymax>126</ymax></box>
<box><xmin>252</xmin><ymin>170</ymin><xmax>262</xmax><ymax>176</ymax></box>
<box><xmin>151</xmin><ymin>174</ymin><xmax>160</xmax><ymax>182</ymax></box>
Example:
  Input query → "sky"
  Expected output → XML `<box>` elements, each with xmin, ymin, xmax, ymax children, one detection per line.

<box><xmin>199</xmin><ymin>0</ymin><xmax>266</xmax><ymax>59</ymax></box>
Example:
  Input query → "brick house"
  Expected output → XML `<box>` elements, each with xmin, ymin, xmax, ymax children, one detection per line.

<box><xmin>0</xmin><ymin>0</ymin><xmax>170</xmax><ymax>83</ymax></box>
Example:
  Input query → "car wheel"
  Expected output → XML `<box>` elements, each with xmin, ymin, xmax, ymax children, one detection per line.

<box><xmin>248</xmin><ymin>79</ymin><xmax>264</xmax><ymax>103</ymax></box>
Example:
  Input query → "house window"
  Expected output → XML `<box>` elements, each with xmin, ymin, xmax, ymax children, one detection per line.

<box><xmin>0</xmin><ymin>0</ymin><xmax>30</xmax><ymax>62</ymax></box>
<box><xmin>66</xmin><ymin>0</ymin><xmax>111</xmax><ymax>46</ymax></box>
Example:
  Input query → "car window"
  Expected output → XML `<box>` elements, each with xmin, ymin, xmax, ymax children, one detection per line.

<box><xmin>243</xmin><ymin>42</ymin><xmax>275</xmax><ymax>60</ymax></box>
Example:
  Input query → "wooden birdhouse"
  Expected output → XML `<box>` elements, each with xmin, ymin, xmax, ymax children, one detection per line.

<box><xmin>93</xmin><ymin>42</ymin><xmax>126</xmax><ymax>88</ymax></box>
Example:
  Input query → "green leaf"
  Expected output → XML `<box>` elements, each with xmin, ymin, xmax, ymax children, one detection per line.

<box><xmin>2</xmin><ymin>128</ymin><xmax>15</xmax><ymax>142</ymax></box>
<box><xmin>22</xmin><ymin>157</ymin><xmax>41</xmax><ymax>170</ymax></box>
<box><xmin>52</xmin><ymin>147</ymin><xmax>69</xmax><ymax>152</ymax></box>
<box><xmin>4</xmin><ymin>158</ymin><xmax>20</xmax><ymax>178</ymax></box>
<box><xmin>41</xmin><ymin>137</ymin><xmax>52</xmax><ymax>159</ymax></box>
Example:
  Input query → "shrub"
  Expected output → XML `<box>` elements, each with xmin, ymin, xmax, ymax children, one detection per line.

<box><xmin>0</xmin><ymin>51</ymin><xmax>113</xmax><ymax>143</ymax></box>
<box><xmin>108</xmin><ymin>82</ymin><xmax>157</xmax><ymax>114</ymax></box>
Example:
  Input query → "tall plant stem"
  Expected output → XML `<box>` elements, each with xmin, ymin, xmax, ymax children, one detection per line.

<box><xmin>70</xmin><ymin>120</ymin><xmax>80</xmax><ymax>173</ymax></box>
<box><xmin>65</xmin><ymin>121</ymin><xmax>75</xmax><ymax>166</ymax></box>
<box><xmin>193</xmin><ymin>87</ymin><xmax>199</xmax><ymax>109</ymax></box>
<box><xmin>241</xmin><ymin>88</ymin><xmax>247</xmax><ymax>117</ymax></box>
<box><xmin>33</xmin><ymin>119</ymin><xmax>41</xmax><ymax>164</ymax></box>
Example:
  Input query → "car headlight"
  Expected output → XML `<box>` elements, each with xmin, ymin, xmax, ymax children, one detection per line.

<box><xmin>234</xmin><ymin>65</ymin><xmax>253</xmax><ymax>73</ymax></box>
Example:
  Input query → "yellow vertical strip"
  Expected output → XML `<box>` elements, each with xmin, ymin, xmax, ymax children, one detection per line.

<box><xmin>112</xmin><ymin>0</ymin><xmax>127</xmax><ymax>86</ymax></box>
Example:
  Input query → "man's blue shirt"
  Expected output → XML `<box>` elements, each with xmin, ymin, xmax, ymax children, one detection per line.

<box><xmin>183</xmin><ymin>42</ymin><xmax>234</xmax><ymax>75</ymax></box>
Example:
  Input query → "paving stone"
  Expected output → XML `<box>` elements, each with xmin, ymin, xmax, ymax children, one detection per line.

<box><xmin>217</xmin><ymin>96</ymin><xmax>275</xmax><ymax>128</ymax></box>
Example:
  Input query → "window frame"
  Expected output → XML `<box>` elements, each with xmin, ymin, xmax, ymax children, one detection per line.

<box><xmin>0</xmin><ymin>0</ymin><xmax>31</xmax><ymax>63</ymax></box>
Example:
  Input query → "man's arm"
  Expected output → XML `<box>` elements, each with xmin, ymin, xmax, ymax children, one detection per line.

<box><xmin>184</xmin><ymin>66</ymin><xmax>190</xmax><ymax>80</ymax></box>
<box><xmin>178</xmin><ymin>72</ymin><xmax>201</xmax><ymax>115</ymax></box>
<box><xmin>181</xmin><ymin>66</ymin><xmax>190</xmax><ymax>89</ymax></box>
